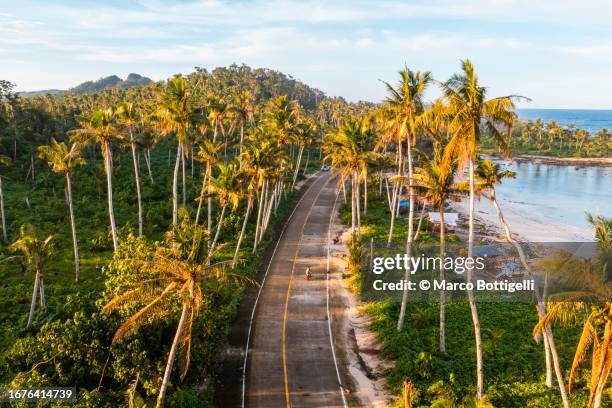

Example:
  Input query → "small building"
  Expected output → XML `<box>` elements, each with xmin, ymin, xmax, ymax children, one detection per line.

<box><xmin>427</xmin><ymin>212</ymin><xmax>459</xmax><ymax>227</ymax></box>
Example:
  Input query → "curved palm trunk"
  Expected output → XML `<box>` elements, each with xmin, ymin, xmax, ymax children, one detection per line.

<box><xmin>488</xmin><ymin>188</ymin><xmax>570</xmax><ymax>407</ymax></box>
<box><xmin>207</xmin><ymin>163</ymin><xmax>212</xmax><ymax>238</ymax></box>
<box><xmin>253</xmin><ymin>179</ymin><xmax>266</xmax><ymax>254</ymax></box>
<box><xmin>261</xmin><ymin>182</ymin><xmax>276</xmax><ymax>238</ymax></box>
<box><xmin>350</xmin><ymin>176</ymin><xmax>356</xmax><ymax>234</ymax></box>
<box><xmin>66</xmin><ymin>172</ymin><xmax>80</xmax><ymax>282</ymax></box>
<box><xmin>27</xmin><ymin>271</ymin><xmax>41</xmax><ymax>326</ymax></box>
<box><xmin>544</xmin><ymin>328</ymin><xmax>553</xmax><ymax>387</ymax></box>
<box><xmin>354</xmin><ymin>172</ymin><xmax>361</xmax><ymax>236</ymax></box>
<box><xmin>291</xmin><ymin>144</ymin><xmax>305</xmax><ymax>190</ymax></box>
<box><xmin>439</xmin><ymin>208</ymin><xmax>446</xmax><ymax>352</ymax></box>
<box><xmin>397</xmin><ymin>137</ymin><xmax>415</xmax><ymax>332</ymax></box>
<box><xmin>257</xmin><ymin>180</ymin><xmax>270</xmax><ymax>243</ymax></box>
<box><xmin>592</xmin><ymin>321</ymin><xmax>611</xmax><ymax>408</ymax></box>
<box><xmin>145</xmin><ymin>148</ymin><xmax>154</xmax><ymax>184</ymax></box>
<box><xmin>233</xmin><ymin>192</ymin><xmax>253</xmax><ymax>266</ymax></box>
<box><xmin>363</xmin><ymin>174</ymin><xmax>368</xmax><ymax>215</ymax></box>
<box><xmin>239</xmin><ymin>121</ymin><xmax>245</xmax><ymax>169</ymax></box>
<box><xmin>38</xmin><ymin>275</ymin><xmax>45</xmax><ymax>308</ymax></box>
<box><xmin>104</xmin><ymin>141</ymin><xmax>119</xmax><ymax>251</ymax></box>
<box><xmin>0</xmin><ymin>176</ymin><xmax>7</xmax><ymax>244</ymax></box>
<box><xmin>194</xmin><ymin>172</ymin><xmax>208</xmax><ymax>225</ymax></box>
<box><xmin>172</xmin><ymin>143</ymin><xmax>182</xmax><ymax>225</ymax></box>
<box><xmin>387</xmin><ymin>182</ymin><xmax>399</xmax><ymax>246</ymax></box>
<box><xmin>302</xmin><ymin>148</ymin><xmax>310</xmax><ymax>176</ymax></box>
<box><xmin>467</xmin><ymin>158</ymin><xmax>484</xmax><ymax>401</ymax></box>
<box><xmin>129</xmin><ymin>133</ymin><xmax>143</xmax><ymax>237</ymax></box>
<box><xmin>156</xmin><ymin>302</ymin><xmax>189</xmax><ymax>408</ymax></box>
<box><xmin>181</xmin><ymin>145</ymin><xmax>187</xmax><ymax>207</ymax></box>
<box><xmin>414</xmin><ymin>204</ymin><xmax>427</xmax><ymax>242</ymax></box>
<box><xmin>207</xmin><ymin>204</ymin><xmax>227</xmax><ymax>264</ymax></box>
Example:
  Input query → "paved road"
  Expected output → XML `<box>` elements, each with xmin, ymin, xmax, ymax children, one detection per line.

<box><xmin>245</xmin><ymin>172</ymin><xmax>346</xmax><ymax>408</ymax></box>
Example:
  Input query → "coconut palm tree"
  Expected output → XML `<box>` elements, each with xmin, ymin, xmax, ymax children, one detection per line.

<box><xmin>38</xmin><ymin>139</ymin><xmax>85</xmax><ymax>281</ymax></box>
<box><xmin>194</xmin><ymin>140</ymin><xmax>222</xmax><ymax>229</ymax></box>
<box><xmin>71</xmin><ymin>108</ymin><xmax>120</xmax><ymax>251</ymax></box>
<box><xmin>534</xmin><ymin>241</ymin><xmax>611</xmax><ymax>408</ymax></box>
<box><xmin>206</xmin><ymin>93</ymin><xmax>227</xmax><ymax>144</ymax></box>
<box><xmin>0</xmin><ymin>154</ymin><xmax>10</xmax><ymax>244</ymax></box>
<box><xmin>152</xmin><ymin>76</ymin><xmax>201</xmax><ymax>225</ymax></box>
<box><xmin>440</xmin><ymin>59</ymin><xmax>523</xmax><ymax>402</ymax></box>
<box><xmin>229</xmin><ymin>90</ymin><xmax>254</xmax><ymax>167</ymax></box>
<box><xmin>412</xmin><ymin>150</ymin><xmax>464</xmax><ymax>352</ymax></box>
<box><xmin>324</xmin><ymin>116</ymin><xmax>378</xmax><ymax>236</ymax></box>
<box><xmin>474</xmin><ymin>159</ymin><xmax>570</xmax><ymax>401</ymax></box>
<box><xmin>8</xmin><ymin>225</ymin><xmax>54</xmax><ymax>326</ymax></box>
<box><xmin>117</xmin><ymin>102</ymin><xmax>144</xmax><ymax>237</ymax></box>
<box><xmin>139</xmin><ymin>127</ymin><xmax>159</xmax><ymax>184</ymax></box>
<box><xmin>587</xmin><ymin>212</ymin><xmax>612</xmax><ymax>252</ymax></box>
<box><xmin>206</xmin><ymin>162</ymin><xmax>243</xmax><ymax>263</ymax></box>
<box><xmin>103</xmin><ymin>213</ymin><xmax>248</xmax><ymax>408</ymax></box>
<box><xmin>264</xmin><ymin>95</ymin><xmax>297</xmax><ymax>163</ymax></box>
<box><xmin>233</xmin><ymin>132</ymin><xmax>268</xmax><ymax>263</ymax></box>
<box><xmin>382</xmin><ymin>67</ymin><xmax>432</xmax><ymax>331</ymax></box>
<box><xmin>291</xmin><ymin>118</ymin><xmax>315</xmax><ymax>190</ymax></box>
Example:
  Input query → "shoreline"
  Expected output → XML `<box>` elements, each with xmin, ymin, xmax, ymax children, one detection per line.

<box><xmin>450</xmin><ymin>198</ymin><xmax>594</xmax><ymax>243</ymax></box>
<box><xmin>486</xmin><ymin>153</ymin><xmax>612</xmax><ymax>167</ymax></box>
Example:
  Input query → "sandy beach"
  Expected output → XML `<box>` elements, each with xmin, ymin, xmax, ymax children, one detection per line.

<box><xmin>451</xmin><ymin>197</ymin><xmax>594</xmax><ymax>242</ymax></box>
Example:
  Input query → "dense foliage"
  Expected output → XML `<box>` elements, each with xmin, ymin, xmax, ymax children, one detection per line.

<box><xmin>0</xmin><ymin>64</ymin><xmax>367</xmax><ymax>406</ymax></box>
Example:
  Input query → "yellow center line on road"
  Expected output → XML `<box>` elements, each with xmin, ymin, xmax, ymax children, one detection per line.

<box><xmin>282</xmin><ymin>175</ymin><xmax>331</xmax><ymax>408</ymax></box>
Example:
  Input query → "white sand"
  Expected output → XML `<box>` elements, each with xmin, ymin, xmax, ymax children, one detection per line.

<box><xmin>451</xmin><ymin>197</ymin><xmax>593</xmax><ymax>242</ymax></box>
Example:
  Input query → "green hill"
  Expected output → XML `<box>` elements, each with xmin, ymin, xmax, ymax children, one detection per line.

<box><xmin>19</xmin><ymin>73</ymin><xmax>153</xmax><ymax>97</ymax></box>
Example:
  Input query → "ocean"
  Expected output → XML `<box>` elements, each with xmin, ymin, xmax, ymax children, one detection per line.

<box><xmin>516</xmin><ymin>108</ymin><xmax>612</xmax><ymax>133</ymax></box>
<box><xmin>494</xmin><ymin>160</ymin><xmax>612</xmax><ymax>233</ymax></box>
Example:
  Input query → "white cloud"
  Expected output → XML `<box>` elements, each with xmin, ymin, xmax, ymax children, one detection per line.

<box><xmin>3</xmin><ymin>0</ymin><xmax>612</xmax><ymax>107</ymax></box>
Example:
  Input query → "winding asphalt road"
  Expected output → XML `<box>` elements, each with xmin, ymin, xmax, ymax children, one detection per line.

<box><xmin>216</xmin><ymin>172</ymin><xmax>352</xmax><ymax>407</ymax></box>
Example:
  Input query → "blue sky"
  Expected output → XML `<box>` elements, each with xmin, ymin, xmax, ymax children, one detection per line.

<box><xmin>2</xmin><ymin>0</ymin><xmax>612</xmax><ymax>108</ymax></box>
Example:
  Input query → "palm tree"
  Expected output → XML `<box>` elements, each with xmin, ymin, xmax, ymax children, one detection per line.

<box><xmin>38</xmin><ymin>139</ymin><xmax>85</xmax><ymax>281</ymax></box>
<box><xmin>103</xmin><ymin>214</ymin><xmax>247</xmax><ymax>408</ymax></box>
<box><xmin>71</xmin><ymin>108</ymin><xmax>120</xmax><ymax>251</ymax></box>
<box><xmin>475</xmin><ymin>159</ymin><xmax>570</xmax><ymax>401</ymax></box>
<box><xmin>382</xmin><ymin>67</ymin><xmax>432</xmax><ymax>331</ymax></box>
<box><xmin>440</xmin><ymin>59</ymin><xmax>523</xmax><ymax>401</ymax></box>
<box><xmin>206</xmin><ymin>162</ymin><xmax>243</xmax><ymax>263</ymax></box>
<box><xmin>9</xmin><ymin>225</ymin><xmax>54</xmax><ymax>326</ymax></box>
<box><xmin>534</xmin><ymin>217</ymin><xmax>611</xmax><ymax>408</ymax></box>
<box><xmin>140</xmin><ymin>128</ymin><xmax>159</xmax><ymax>184</ymax></box>
<box><xmin>324</xmin><ymin>116</ymin><xmax>377</xmax><ymax>236</ymax></box>
<box><xmin>117</xmin><ymin>102</ymin><xmax>144</xmax><ymax>237</ymax></box>
<box><xmin>291</xmin><ymin>118</ymin><xmax>315</xmax><ymax>190</ymax></box>
<box><xmin>0</xmin><ymin>155</ymin><xmax>10</xmax><ymax>244</ymax></box>
<box><xmin>194</xmin><ymin>140</ymin><xmax>222</xmax><ymax>229</ymax></box>
<box><xmin>153</xmin><ymin>76</ymin><xmax>201</xmax><ymax>225</ymax></box>
<box><xmin>586</xmin><ymin>212</ymin><xmax>612</xmax><ymax>252</ymax></box>
<box><xmin>229</xmin><ymin>90</ymin><xmax>254</xmax><ymax>167</ymax></box>
<box><xmin>412</xmin><ymin>150</ymin><xmax>464</xmax><ymax>352</ymax></box>
<box><xmin>233</xmin><ymin>132</ymin><xmax>267</xmax><ymax>263</ymax></box>
<box><xmin>264</xmin><ymin>96</ymin><xmax>297</xmax><ymax>179</ymax></box>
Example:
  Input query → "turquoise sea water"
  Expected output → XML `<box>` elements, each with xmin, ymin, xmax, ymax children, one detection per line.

<box><xmin>517</xmin><ymin>108</ymin><xmax>612</xmax><ymax>133</ymax></box>
<box><xmin>494</xmin><ymin>160</ymin><xmax>612</xmax><ymax>231</ymax></box>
